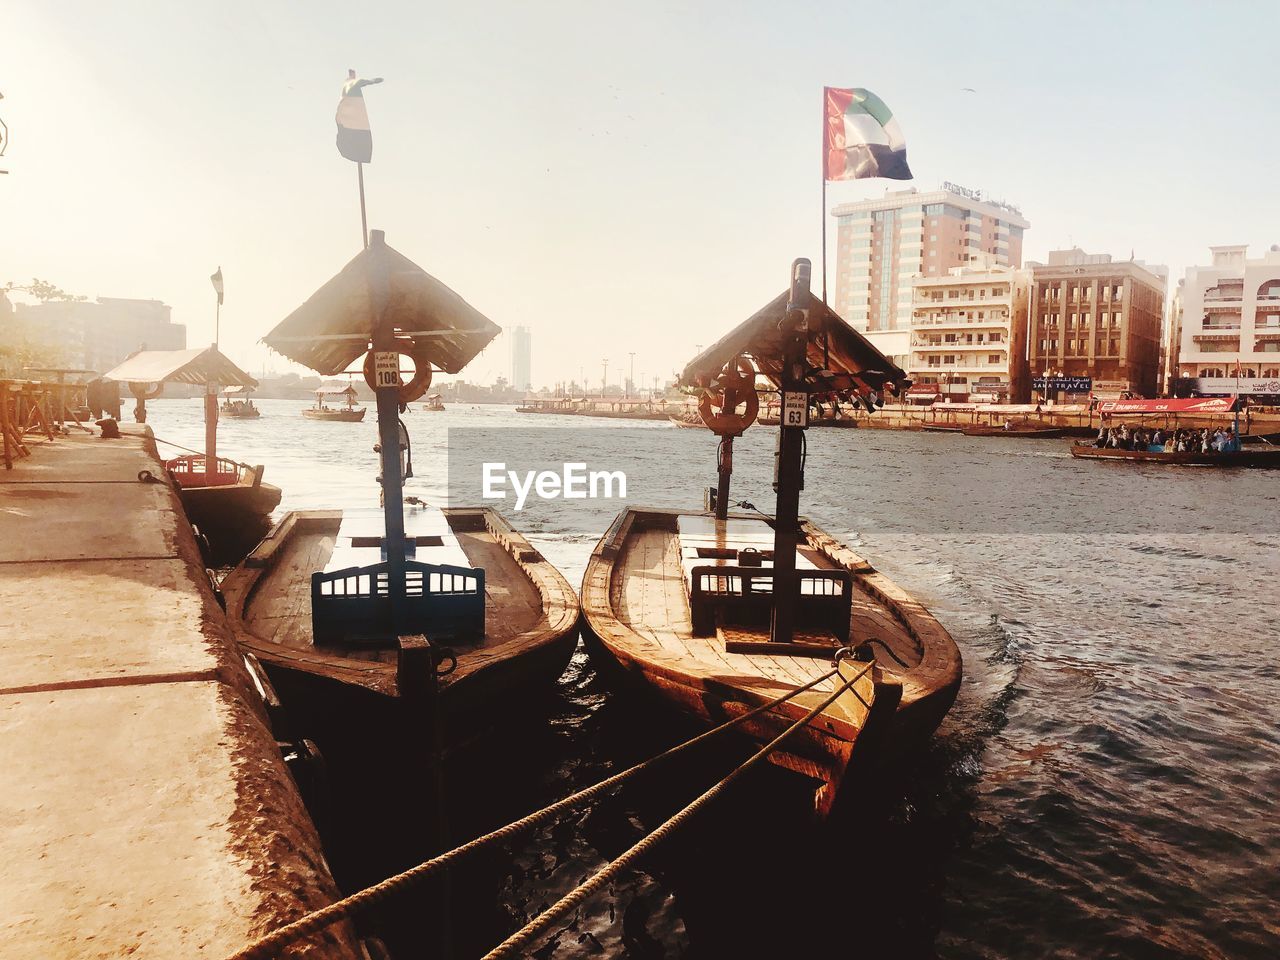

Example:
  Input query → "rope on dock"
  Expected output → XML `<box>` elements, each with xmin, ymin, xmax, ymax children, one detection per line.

<box><xmin>482</xmin><ymin>661</ymin><xmax>874</xmax><ymax>960</ymax></box>
<box><xmin>226</xmin><ymin>666</ymin><xmax>845</xmax><ymax>960</ymax></box>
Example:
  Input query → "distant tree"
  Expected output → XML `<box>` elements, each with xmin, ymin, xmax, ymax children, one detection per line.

<box><xmin>4</xmin><ymin>278</ymin><xmax>88</xmax><ymax>303</ymax></box>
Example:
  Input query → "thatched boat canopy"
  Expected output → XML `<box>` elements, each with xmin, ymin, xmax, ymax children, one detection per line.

<box><xmin>103</xmin><ymin>346</ymin><xmax>258</xmax><ymax>388</ymax></box>
<box><xmin>677</xmin><ymin>291</ymin><xmax>909</xmax><ymax>398</ymax></box>
<box><xmin>263</xmin><ymin>232</ymin><xmax>501</xmax><ymax>376</ymax></box>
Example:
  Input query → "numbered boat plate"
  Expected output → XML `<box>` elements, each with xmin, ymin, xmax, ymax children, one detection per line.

<box><xmin>782</xmin><ymin>390</ymin><xmax>808</xmax><ymax>428</ymax></box>
<box><xmin>373</xmin><ymin>351</ymin><xmax>402</xmax><ymax>389</ymax></box>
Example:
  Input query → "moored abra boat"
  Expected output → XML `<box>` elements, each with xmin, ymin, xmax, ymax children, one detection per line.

<box><xmin>102</xmin><ymin>346</ymin><xmax>282</xmax><ymax>556</ymax></box>
<box><xmin>581</xmin><ymin>259</ymin><xmax>962</xmax><ymax>819</ymax></box>
<box><xmin>230</xmin><ymin>232</ymin><xmax>580</xmax><ymax>745</ymax></box>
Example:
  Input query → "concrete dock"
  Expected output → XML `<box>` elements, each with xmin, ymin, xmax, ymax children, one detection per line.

<box><xmin>0</xmin><ymin>427</ymin><xmax>358</xmax><ymax>958</ymax></box>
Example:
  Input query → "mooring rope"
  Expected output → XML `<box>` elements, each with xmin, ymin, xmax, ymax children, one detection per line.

<box><xmin>227</xmin><ymin>665</ymin><xmax>847</xmax><ymax>960</ymax></box>
<box><xmin>481</xmin><ymin>661</ymin><xmax>874</xmax><ymax>960</ymax></box>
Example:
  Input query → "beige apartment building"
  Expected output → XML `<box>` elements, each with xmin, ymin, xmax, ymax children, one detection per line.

<box><xmin>1177</xmin><ymin>244</ymin><xmax>1280</xmax><ymax>382</ymax></box>
<box><xmin>907</xmin><ymin>262</ymin><xmax>1031</xmax><ymax>403</ymax></box>
<box><xmin>1028</xmin><ymin>249</ymin><xmax>1167</xmax><ymax>400</ymax></box>
<box><xmin>832</xmin><ymin>181</ymin><xmax>1029</xmax><ymax>370</ymax></box>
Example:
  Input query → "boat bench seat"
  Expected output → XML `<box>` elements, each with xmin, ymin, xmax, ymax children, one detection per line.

<box><xmin>676</xmin><ymin>515</ymin><xmax>850</xmax><ymax>640</ymax></box>
<box><xmin>311</xmin><ymin>506</ymin><xmax>484</xmax><ymax>645</ymax></box>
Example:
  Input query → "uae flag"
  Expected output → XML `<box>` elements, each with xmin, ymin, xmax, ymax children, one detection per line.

<box><xmin>210</xmin><ymin>267</ymin><xmax>224</xmax><ymax>305</ymax></box>
<box><xmin>336</xmin><ymin>72</ymin><xmax>383</xmax><ymax>163</ymax></box>
<box><xmin>824</xmin><ymin>87</ymin><xmax>912</xmax><ymax>181</ymax></box>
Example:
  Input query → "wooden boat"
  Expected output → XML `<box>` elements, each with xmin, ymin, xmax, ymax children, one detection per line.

<box><xmin>165</xmin><ymin>454</ymin><xmax>281</xmax><ymax>538</ymax></box>
<box><xmin>221</xmin><ymin>386</ymin><xmax>261</xmax><ymax>418</ymax></box>
<box><xmin>1070</xmin><ymin>443</ymin><xmax>1280</xmax><ymax>468</ymax></box>
<box><xmin>963</xmin><ymin>424</ymin><xmax>1064</xmax><ymax>438</ymax></box>
<box><xmin>222</xmin><ymin>503</ymin><xmax>579</xmax><ymax>736</ymax></box>
<box><xmin>244</xmin><ymin>230</ymin><xmax>581</xmax><ymax>793</ymax></box>
<box><xmin>920</xmin><ymin>422</ymin><xmax>965</xmax><ymax>433</ymax></box>
<box><xmin>101</xmin><ymin>346</ymin><xmax>281</xmax><ymax>557</ymax></box>
<box><xmin>423</xmin><ymin>393</ymin><xmax>446</xmax><ymax>411</ymax></box>
<box><xmin>581</xmin><ymin>258</ymin><xmax>961</xmax><ymax>818</ymax></box>
<box><xmin>304</xmin><ymin>385</ymin><xmax>366</xmax><ymax>422</ymax></box>
<box><xmin>581</xmin><ymin>508</ymin><xmax>960</xmax><ymax>817</ymax></box>
<box><xmin>668</xmin><ymin>409</ymin><xmax>705</xmax><ymax>428</ymax></box>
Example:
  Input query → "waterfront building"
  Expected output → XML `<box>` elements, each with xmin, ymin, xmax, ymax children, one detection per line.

<box><xmin>1176</xmin><ymin>245</ymin><xmax>1280</xmax><ymax>383</ymax></box>
<box><xmin>510</xmin><ymin>325</ymin><xmax>532</xmax><ymax>392</ymax></box>
<box><xmin>6</xmin><ymin>296</ymin><xmax>185</xmax><ymax>374</ymax></box>
<box><xmin>906</xmin><ymin>260</ymin><xmax>1031</xmax><ymax>403</ymax></box>
<box><xmin>1028</xmin><ymin>249</ymin><xmax>1166</xmax><ymax>400</ymax></box>
<box><xmin>831</xmin><ymin>181</ymin><xmax>1029</xmax><ymax>368</ymax></box>
<box><xmin>1161</xmin><ymin>278</ymin><xmax>1184</xmax><ymax>396</ymax></box>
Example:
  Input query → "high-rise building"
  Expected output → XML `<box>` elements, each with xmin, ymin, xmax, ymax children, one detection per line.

<box><xmin>510</xmin><ymin>325</ymin><xmax>532</xmax><ymax>392</ymax></box>
<box><xmin>6</xmin><ymin>296</ymin><xmax>185</xmax><ymax>374</ymax></box>
<box><xmin>831</xmin><ymin>182</ymin><xmax>1029</xmax><ymax>369</ymax></box>
<box><xmin>1028</xmin><ymin>249</ymin><xmax>1167</xmax><ymax>400</ymax></box>
<box><xmin>1177</xmin><ymin>245</ymin><xmax>1280</xmax><ymax>382</ymax></box>
<box><xmin>907</xmin><ymin>260</ymin><xmax>1031</xmax><ymax>403</ymax></box>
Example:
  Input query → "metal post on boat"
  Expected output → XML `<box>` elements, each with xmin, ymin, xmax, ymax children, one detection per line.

<box><xmin>368</xmin><ymin>229</ymin><xmax>409</xmax><ymax>636</ymax></box>
<box><xmin>715</xmin><ymin>435</ymin><xmax>733</xmax><ymax>521</ymax></box>
<box><xmin>204</xmin><ymin>375</ymin><xmax>218</xmax><ymax>485</ymax></box>
<box><xmin>770</xmin><ymin>257</ymin><xmax>811</xmax><ymax>646</ymax></box>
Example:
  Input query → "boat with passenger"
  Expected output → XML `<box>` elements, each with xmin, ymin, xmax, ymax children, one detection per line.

<box><xmin>422</xmin><ymin>393</ymin><xmax>445</xmax><ymax>411</ymax></box>
<box><xmin>220</xmin><ymin>385</ymin><xmax>261</xmax><ymax>418</ymax></box>
<box><xmin>224</xmin><ymin>232</ymin><xmax>579</xmax><ymax>757</ymax></box>
<box><xmin>1072</xmin><ymin>398</ymin><xmax>1280</xmax><ymax>467</ymax></box>
<box><xmin>304</xmin><ymin>384</ymin><xmax>366</xmax><ymax>422</ymax></box>
<box><xmin>581</xmin><ymin>259</ymin><xmax>962</xmax><ymax>819</ymax></box>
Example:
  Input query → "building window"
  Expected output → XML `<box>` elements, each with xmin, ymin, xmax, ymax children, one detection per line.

<box><xmin>989</xmin><ymin>354</ymin><xmax>1000</xmax><ymax>364</ymax></box>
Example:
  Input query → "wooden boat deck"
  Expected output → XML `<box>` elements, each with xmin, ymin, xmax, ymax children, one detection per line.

<box><xmin>225</xmin><ymin>508</ymin><xmax>578</xmax><ymax>698</ymax></box>
<box><xmin>582</xmin><ymin>508</ymin><xmax>962</xmax><ymax>816</ymax></box>
<box><xmin>610</xmin><ymin>525</ymin><xmax>922</xmax><ymax>706</ymax></box>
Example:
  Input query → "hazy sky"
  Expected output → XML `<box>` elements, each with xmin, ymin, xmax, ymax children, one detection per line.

<box><xmin>4</xmin><ymin>1</ymin><xmax>1279</xmax><ymax>389</ymax></box>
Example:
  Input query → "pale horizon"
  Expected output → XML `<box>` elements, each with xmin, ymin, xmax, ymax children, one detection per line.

<box><xmin>4</xmin><ymin>0</ymin><xmax>1279</xmax><ymax>388</ymax></box>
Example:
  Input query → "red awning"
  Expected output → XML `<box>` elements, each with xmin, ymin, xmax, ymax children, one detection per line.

<box><xmin>1098</xmin><ymin>397</ymin><xmax>1237</xmax><ymax>415</ymax></box>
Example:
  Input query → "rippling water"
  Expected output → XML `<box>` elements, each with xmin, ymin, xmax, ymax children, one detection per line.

<box><xmin>149</xmin><ymin>398</ymin><xmax>1280</xmax><ymax>958</ymax></box>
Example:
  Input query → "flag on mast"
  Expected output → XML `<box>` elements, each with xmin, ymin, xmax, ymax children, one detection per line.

<box><xmin>824</xmin><ymin>87</ymin><xmax>912</xmax><ymax>181</ymax></box>
<box><xmin>210</xmin><ymin>267</ymin><xmax>224</xmax><ymax>306</ymax></box>
<box><xmin>336</xmin><ymin>69</ymin><xmax>383</xmax><ymax>163</ymax></box>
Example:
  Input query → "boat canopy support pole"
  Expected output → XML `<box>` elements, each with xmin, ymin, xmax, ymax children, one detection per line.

<box><xmin>204</xmin><ymin>378</ymin><xmax>219</xmax><ymax>484</ymax></box>
<box><xmin>370</xmin><ymin>229</ymin><xmax>409</xmax><ymax>636</ymax></box>
<box><xmin>770</xmin><ymin>258</ymin><xmax>811</xmax><ymax>646</ymax></box>
<box><xmin>715</xmin><ymin>435</ymin><xmax>733</xmax><ymax>521</ymax></box>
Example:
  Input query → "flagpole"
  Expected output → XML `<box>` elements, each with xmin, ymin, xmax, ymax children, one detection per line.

<box><xmin>821</xmin><ymin>177</ymin><xmax>828</xmax><ymax>305</ymax></box>
<box><xmin>358</xmin><ymin>161</ymin><xmax>369</xmax><ymax>249</ymax></box>
<box><xmin>821</xmin><ymin>92</ymin><xmax>828</xmax><ymax>305</ymax></box>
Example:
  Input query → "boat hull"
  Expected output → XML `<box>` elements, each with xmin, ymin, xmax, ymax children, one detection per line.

<box><xmin>223</xmin><ymin>507</ymin><xmax>580</xmax><ymax>731</ymax></box>
<box><xmin>579</xmin><ymin>507</ymin><xmax>961</xmax><ymax>819</ymax></box>
<box><xmin>1069</xmin><ymin>443</ymin><xmax>1280</xmax><ymax>467</ymax></box>
<box><xmin>177</xmin><ymin>475</ymin><xmax>281</xmax><ymax>563</ymax></box>
<box><xmin>963</xmin><ymin>426</ymin><xmax>1064</xmax><ymax>438</ymax></box>
<box><xmin>302</xmin><ymin>407</ymin><xmax>366</xmax><ymax>422</ymax></box>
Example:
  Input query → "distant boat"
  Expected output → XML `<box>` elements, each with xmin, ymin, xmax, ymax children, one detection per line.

<box><xmin>303</xmin><ymin>385</ymin><xmax>366</xmax><ymax>422</ymax></box>
<box><xmin>1070</xmin><ymin>443</ymin><xmax>1280</xmax><ymax>468</ymax></box>
<box><xmin>220</xmin><ymin>386</ymin><xmax>261</xmax><ymax>419</ymax></box>
<box><xmin>668</xmin><ymin>409</ymin><xmax>705</xmax><ymax>428</ymax></box>
<box><xmin>963</xmin><ymin>424</ymin><xmax>1064</xmax><ymax>438</ymax></box>
<box><xmin>423</xmin><ymin>393</ymin><xmax>445</xmax><ymax>412</ymax></box>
